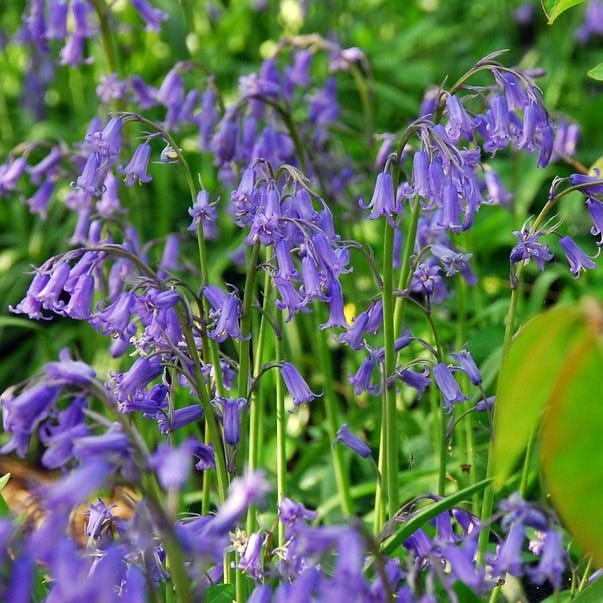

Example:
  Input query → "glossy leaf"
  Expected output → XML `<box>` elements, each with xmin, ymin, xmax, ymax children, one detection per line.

<box><xmin>587</xmin><ymin>62</ymin><xmax>603</xmax><ymax>81</ymax></box>
<box><xmin>540</xmin><ymin>301</ymin><xmax>603</xmax><ymax>565</ymax></box>
<box><xmin>542</xmin><ymin>0</ymin><xmax>586</xmax><ymax>23</ymax></box>
<box><xmin>493</xmin><ymin>303</ymin><xmax>589</xmax><ymax>488</ymax></box>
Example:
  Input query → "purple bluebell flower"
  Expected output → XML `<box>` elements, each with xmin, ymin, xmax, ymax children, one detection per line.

<box><xmin>280</xmin><ymin>362</ymin><xmax>320</xmax><ymax>407</ymax></box>
<box><xmin>132</xmin><ymin>0</ymin><xmax>168</xmax><ymax>32</ymax></box>
<box><xmin>157</xmin><ymin>404</ymin><xmax>203</xmax><ymax>434</ymax></box>
<box><xmin>72</xmin><ymin>424</ymin><xmax>130</xmax><ymax>460</ymax></box>
<box><xmin>85</xmin><ymin>498</ymin><xmax>116</xmax><ymax>541</ymax></box>
<box><xmin>44</xmin><ymin>459</ymin><xmax>110</xmax><ymax>511</ymax></box>
<box><xmin>339</xmin><ymin>309</ymin><xmax>370</xmax><ymax>350</ymax></box>
<box><xmin>96</xmin><ymin>73</ymin><xmax>127</xmax><ymax>104</ymax></box>
<box><xmin>484</xmin><ymin>168</ymin><xmax>512</xmax><ymax>207</ymax></box>
<box><xmin>39</xmin><ymin>397</ymin><xmax>89</xmax><ymax>468</ymax></box>
<box><xmin>433</xmin><ymin>362</ymin><xmax>468</xmax><ymax>412</ymax></box>
<box><xmin>362</xmin><ymin>171</ymin><xmax>399</xmax><ymax>221</ymax></box>
<box><xmin>410</xmin><ymin>263</ymin><xmax>442</xmax><ymax>297</ymax></box>
<box><xmin>0</xmin><ymin>156</ymin><xmax>27</xmax><ymax>194</ymax></box>
<box><xmin>150</xmin><ymin>438</ymin><xmax>200</xmax><ymax>490</ymax></box>
<box><xmin>194</xmin><ymin>442</ymin><xmax>215</xmax><ymax>471</ymax></box>
<box><xmin>121</xmin><ymin>142</ymin><xmax>152</xmax><ymax>186</ymax></box>
<box><xmin>111</xmin><ymin>356</ymin><xmax>162</xmax><ymax>402</ymax></box>
<box><xmin>44</xmin><ymin>349</ymin><xmax>96</xmax><ymax>385</ymax></box>
<box><xmin>559</xmin><ymin>235</ymin><xmax>598</xmax><ymax>277</ymax></box>
<box><xmin>25</xmin><ymin>180</ymin><xmax>54</xmax><ymax>218</ymax></box>
<box><xmin>552</xmin><ymin>120</ymin><xmax>580</xmax><ymax>160</ymax></box>
<box><xmin>349</xmin><ymin>356</ymin><xmax>379</xmax><ymax>396</ymax></box>
<box><xmin>208</xmin><ymin>292</ymin><xmax>244</xmax><ymax>342</ymax></box>
<box><xmin>1</xmin><ymin>382</ymin><xmax>61</xmax><ymax>456</ymax></box>
<box><xmin>239</xmin><ymin>531</ymin><xmax>265</xmax><ymax>579</ymax></box>
<box><xmin>59</xmin><ymin>34</ymin><xmax>87</xmax><ymax>67</ymax></box>
<box><xmin>397</xmin><ymin>366</ymin><xmax>431</xmax><ymax>398</ymax></box>
<box><xmin>188</xmin><ymin>189</ymin><xmax>218</xmax><ymax>237</ymax></box>
<box><xmin>510</xmin><ymin>229</ymin><xmax>554</xmax><ymax>270</ymax></box>
<box><xmin>335</xmin><ymin>424</ymin><xmax>371</xmax><ymax>458</ymax></box>
<box><xmin>586</xmin><ymin>198</ymin><xmax>603</xmax><ymax>246</ymax></box>
<box><xmin>216</xmin><ymin>396</ymin><xmax>248</xmax><ymax>446</ymax></box>
<box><xmin>75</xmin><ymin>153</ymin><xmax>103</xmax><ymax>194</ymax></box>
<box><xmin>208</xmin><ymin>471</ymin><xmax>271</xmax><ymax>534</ymax></box>
<box><xmin>576</xmin><ymin>0</ymin><xmax>603</xmax><ymax>43</ymax></box>
<box><xmin>445</xmin><ymin>94</ymin><xmax>475</xmax><ymax>142</ymax></box>
<box><xmin>451</xmin><ymin>347</ymin><xmax>482</xmax><ymax>386</ymax></box>
<box><xmin>490</xmin><ymin>521</ymin><xmax>525</xmax><ymax>578</ymax></box>
<box><xmin>431</xmin><ymin>243</ymin><xmax>476</xmax><ymax>284</ymax></box>
<box><xmin>526</xmin><ymin>529</ymin><xmax>566</xmax><ymax>590</ymax></box>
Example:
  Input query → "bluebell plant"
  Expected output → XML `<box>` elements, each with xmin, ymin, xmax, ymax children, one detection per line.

<box><xmin>1</xmin><ymin>1</ymin><xmax>603</xmax><ymax>602</ymax></box>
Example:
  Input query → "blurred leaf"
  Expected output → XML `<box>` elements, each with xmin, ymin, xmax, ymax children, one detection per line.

<box><xmin>541</xmin><ymin>577</ymin><xmax>603</xmax><ymax>602</ymax></box>
<box><xmin>381</xmin><ymin>478</ymin><xmax>492</xmax><ymax>556</ymax></box>
<box><xmin>493</xmin><ymin>302</ymin><xmax>589</xmax><ymax>488</ymax></box>
<box><xmin>206</xmin><ymin>583</ymin><xmax>236</xmax><ymax>603</ymax></box>
<box><xmin>543</xmin><ymin>0</ymin><xmax>586</xmax><ymax>23</ymax></box>
<box><xmin>587</xmin><ymin>62</ymin><xmax>603</xmax><ymax>81</ymax></box>
<box><xmin>540</xmin><ymin>300</ymin><xmax>603</xmax><ymax>566</ymax></box>
<box><xmin>0</xmin><ymin>473</ymin><xmax>10</xmax><ymax>516</ymax></box>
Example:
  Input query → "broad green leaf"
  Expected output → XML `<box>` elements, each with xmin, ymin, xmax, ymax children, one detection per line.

<box><xmin>206</xmin><ymin>583</ymin><xmax>236</xmax><ymax>603</ymax></box>
<box><xmin>587</xmin><ymin>62</ymin><xmax>603</xmax><ymax>80</ymax></box>
<box><xmin>540</xmin><ymin>302</ymin><xmax>603</xmax><ymax>565</ymax></box>
<box><xmin>381</xmin><ymin>478</ymin><xmax>492</xmax><ymax>556</ymax></box>
<box><xmin>0</xmin><ymin>473</ymin><xmax>10</xmax><ymax>517</ymax></box>
<box><xmin>541</xmin><ymin>577</ymin><xmax>603</xmax><ymax>602</ymax></box>
<box><xmin>542</xmin><ymin>0</ymin><xmax>586</xmax><ymax>23</ymax></box>
<box><xmin>493</xmin><ymin>303</ymin><xmax>589</xmax><ymax>489</ymax></box>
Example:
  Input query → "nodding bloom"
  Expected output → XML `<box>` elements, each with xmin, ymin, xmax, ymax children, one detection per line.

<box><xmin>157</xmin><ymin>404</ymin><xmax>204</xmax><ymax>434</ymax></box>
<box><xmin>132</xmin><ymin>0</ymin><xmax>168</xmax><ymax>32</ymax></box>
<box><xmin>433</xmin><ymin>362</ymin><xmax>468</xmax><ymax>412</ymax></box>
<box><xmin>335</xmin><ymin>424</ymin><xmax>371</xmax><ymax>458</ymax></box>
<box><xmin>559</xmin><ymin>235</ymin><xmax>598</xmax><ymax>277</ymax></box>
<box><xmin>121</xmin><ymin>142</ymin><xmax>152</xmax><ymax>186</ymax></box>
<box><xmin>451</xmin><ymin>347</ymin><xmax>482</xmax><ymax>386</ymax></box>
<box><xmin>362</xmin><ymin>171</ymin><xmax>399</xmax><ymax>221</ymax></box>
<box><xmin>510</xmin><ymin>228</ymin><xmax>554</xmax><ymax>271</ymax></box>
<box><xmin>216</xmin><ymin>397</ymin><xmax>248</xmax><ymax>446</ymax></box>
<box><xmin>280</xmin><ymin>362</ymin><xmax>320</xmax><ymax>407</ymax></box>
<box><xmin>586</xmin><ymin>198</ymin><xmax>603</xmax><ymax>246</ymax></box>
<box><xmin>150</xmin><ymin>438</ymin><xmax>200</xmax><ymax>491</ymax></box>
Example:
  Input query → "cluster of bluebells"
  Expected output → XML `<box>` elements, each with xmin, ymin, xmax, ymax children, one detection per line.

<box><xmin>0</xmin><ymin>1</ymin><xmax>598</xmax><ymax>601</ymax></box>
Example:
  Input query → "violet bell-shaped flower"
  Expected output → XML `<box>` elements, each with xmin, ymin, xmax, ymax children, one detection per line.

<box><xmin>335</xmin><ymin>424</ymin><xmax>371</xmax><ymax>458</ymax></box>
<box><xmin>510</xmin><ymin>228</ymin><xmax>554</xmax><ymax>271</ymax></box>
<box><xmin>121</xmin><ymin>142</ymin><xmax>152</xmax><ymax>186</ymax></box>
<box><xmin>559</xmin><ymin>235</ymin><xmax>598</xmax><ymax>277</ymax></box>
<box><xmin>362</xmin><ymin>170</ymin><xmax>399</xmax><ymax>221</ymax></box>
<box><xmin>433</xmin><ymin>362</ymin><xmax>468</xmax><ymax>412</ymax></box>
<box><xmin>280</xmin><ymin>362</ymin><xmax>320</xmax><ymax>407</ymax></box>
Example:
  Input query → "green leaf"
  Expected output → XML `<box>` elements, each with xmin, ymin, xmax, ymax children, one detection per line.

<box><xmin>569</xmin><ymin>578</ymin><xmax>603</xmax><ymax>603</ymax></box>
<box><xmin>542</xmin><ymin>0</ymin><xmax>586</xmax><ymax>23</ymax></box>
<box><xmin>540</xmin><ymin>301</ymin><xmax>603</xmax><ymax>565</ymax></box>
<box><xmin>0</xmin><ymin>473</ymin><xmax>10</xmax><ymax>517</ymax></box>
<box><xmin>381</xmin><ymin>478</ymin><xmax>492</xmax><ymax>556</ymax></box>
<box><xmin>493</xmin><ymin>303</ymin><xmax>589</xmax><ymax>488</ymax></box>
<box><xmin>205</xmin><ymin>583</ymin><xmax>236</xmax><ymax>603</ymax></box>
<box><xmin>587</xmin><ymin>62</ymin><xmax>603</xmax><ymax>80</ymax></box>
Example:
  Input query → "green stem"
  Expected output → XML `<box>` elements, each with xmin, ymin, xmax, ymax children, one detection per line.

<box><xmin>238</xmin><ymin>241</ymin><xmax>262</xmax><ymax>401</ymax></box>
<box><xmin>312</xmin><ymin>305</ymin><xmax>354</xmax><ymax>517</ymax></box>
<box><xmin>381</xmin><ymin>220</ymin><xmax>399</xmax><ymax>520</ymax></box>
<box><xmin>91</xmin><ymin>0</ymin><xmax>121</xmax><ymax>77</ymax></box>
<box><xmin>275</xmin><ymin>315</ymin><xmax>287</xmax><ymax>545</ymax></box>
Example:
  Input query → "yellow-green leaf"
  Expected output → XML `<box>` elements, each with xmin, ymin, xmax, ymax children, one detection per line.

<box><xmin>588</xmin><ymin>62</ymin><xmax>603</xmax><ymax>80</ymax></box>
<box><xmin>540</xmin><ymin>302</ymin><xmax>603</xmax><ymax>565</ymax></box>
<box><xmin>542</xmin><ymin>0</ymin><xmax>586</xmax><ymax>24</ymax></box>
<box><xmin>493</xmin><ymin>303</ymin><xmax>590</xmax><ymax>489</ymax></box>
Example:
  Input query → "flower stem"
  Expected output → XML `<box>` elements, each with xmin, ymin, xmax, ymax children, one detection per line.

<box><xmin>312</xmin><ymin>304</ymin><xmax>354</xmax><ymax>517</ymax></box>
<box><xmin>381</xmin><ymin>220</ymin><xmax>399</xmax><ymax>521</ymax></box>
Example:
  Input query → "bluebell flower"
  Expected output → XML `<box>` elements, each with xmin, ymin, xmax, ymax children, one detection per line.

<box><xmin>362</xmin><ymin>171</ymin><xmax>399</xmax><ymax>221</ymax></box>
<box><xmin>25</xmin><ymin>180</ymin><xmax>54</xmax><ymax>219</ymax></box>
<box><xmin>510</xmin><ymin>228</ymin><xmax>554</xmax><ymax>271</ymax></box>
<box><xmin>410</xmin><ymin>262</ymin><xmax>442</xmax><ymax>297</ymax></box>
<box><xmin>157</xmin><ymin>404</ymin><xmax>203</xmax><ymax>434</ymax></box>
<box><xmin>43</xmin><ymin>349</ymin><xmax>96</xmax><ymax>385</ymax></box>
<box><xmin>132</xmin><ymin>0</ymin><xmax>168</xmax><ymax>32</ymax></box>
<box><xmin>433</xmin><ymin>362</ymin><xmax>468</xmax><ymax>412</ymax></box>
<box><xmin>121</xmin><ymin>142</ymin><xmax>153</xmax><ymax>186</ymax></box>
<box><xmin>150</xmin><ymin>438</ymin><xmax>200</xmax><ymax>491</ymax></box>
<box><xmin>280</xmin><ymin>362</ymin><xmax>320</xmax><ymax>407</ymax></box>
<box><xmin>526</xmin><ymin>529</ymin><xmax>566</xmax><ymax>590</ymax></box>
<box><xmin>188</xmin><ymin>189</ymin><xmax>218</xmax><ymax>237</ymax></box>
<box><xmin>335</xmin><ymin>424</ymin><xmax>371</xmax><ymax>458</ymax></box>
<box><xmin>85</xmin><ymin>498</ymin><xmax>116</xmax><ymax>541</ymax></box>
<box><xmin>559</xmin><ymin>235</ymin><xmax>598</xmax><ymax>277</ymax></box>
<box><xmin>451</xmin><ymin>347</ymin><xmax>482</xmax><ymax>386</ymax></box>
<box><xmin>75</xmin><ymin>153</ymin><xmax>103</xmax><ymax>194</ymax></box>
<box><xmin>239</xmin><ymin>531</ymin><xmax>265</xmax><ymax>579</ymax></box>
<box><xmin>1</xmin><ymin>382</ymin><xmax>61</xmax><ymax>456</ymax></box>
<box><xmin>216</xmin><ymin>396</ymin><xmax>248</xmax><ymax>446</ymax></box>
<box><xmin>349</xmin><ymin>356</ymin><xmax>379</xmax><ymax>396</ymax></box>
<box><xmin>586</xmin><ymin>198</ymin><xmax>603</xmax><ymax>245</ymax></box>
